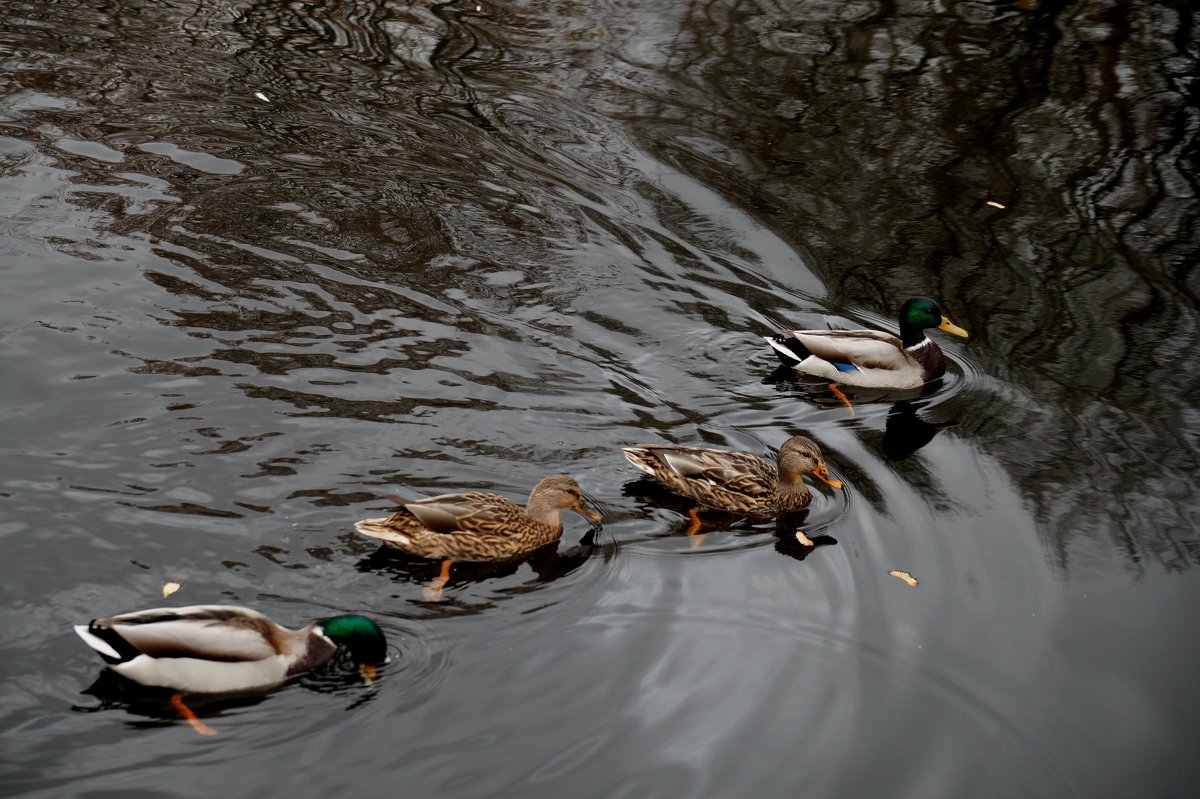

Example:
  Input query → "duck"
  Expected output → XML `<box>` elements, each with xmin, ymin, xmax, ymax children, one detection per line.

<box><xmin>354</xmin><ymin>474</ymin><xmax>601</xmax><ymax>598</ymax></box>
<box><xmin>764</xmin><ymin>296</ymin><xmax>968</xmax><ymax>390</ymax></box>
<box><xmin>74</xmin><ymin>605</ymin><xmax>388</xmax><ymax>695</ymax></box>
<box><xmin>622</xmin><ymin>435</ymin><xmax>842</xmax><ymax>545</ymax></box>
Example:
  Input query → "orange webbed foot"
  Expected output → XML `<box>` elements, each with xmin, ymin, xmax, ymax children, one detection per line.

<box><xmin>828</xmin><ymin>383</ymin><xmax>855</xmax><ymax>417</ymax></box>
<box><xmin>170</xmin><ymin>694</ymin><xmax>217</xmax><ymax>737</ymax></box>
<box><xmin>423</xmin><ymin>559</ymin><xmax>453</xmax><ymax>601</ymax></box>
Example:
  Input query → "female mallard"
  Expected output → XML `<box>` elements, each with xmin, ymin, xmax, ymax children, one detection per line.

<box><xmin>74</xmin><ymin>605</ymin><xmax>387</xmax><ymax>694</ymax></box>
<box><xmin>764</xmin><ymin>297</ymin><xmax>968</xmax><ymax>389</ymax></box>
<box><xmin>354</xmin><ymin>474</ymin><xmax>601</xmax><ymax>598</ymax></box>
<box><xmin>622</xmin><ymin>435</ymin><xmax>842</xmax><ymax>545</ymax></box>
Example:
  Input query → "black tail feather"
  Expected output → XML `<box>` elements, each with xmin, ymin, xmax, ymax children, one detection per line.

<box><xmin>769</xmin><ymin>334</ymin><xmax>811</xmax><ymax>367</ymax></box>
<box><xmin>86</xmin><ymin>622</ymin><xmax>142</xmax><ymax>664</ymax></box>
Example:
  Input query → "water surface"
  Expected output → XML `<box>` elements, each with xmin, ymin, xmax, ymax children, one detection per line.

<box><xmin>2</xmin><ymin>1</ymin><xmax>1197</xmax><ymax>797</ymax></box>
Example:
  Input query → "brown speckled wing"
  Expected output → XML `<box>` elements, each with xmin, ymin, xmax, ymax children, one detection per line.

<box><xmin>649</xmin><ymin>446</ymin><xmax>777</xmax><ymax>510</ymax></box>
<box><xmin>402</xmin><ymin>492</ymin><xmax>527</xmax><ymax>536</ymax></box>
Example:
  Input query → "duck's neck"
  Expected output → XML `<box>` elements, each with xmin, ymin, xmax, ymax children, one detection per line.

<box><xmin>774</xmin><ymin>459</ymin><xmax>814</xmax><ymax>511</ymax></box>
<box><xmin>525</xmin><ymin>493</ymin><xmax>564</xmax><ymax>531</ymax></box>
<box><xmin>774</xmin><ymin>478</ymin><xmax>813</xmax><ymax>512</ymax></box>
<box><xmin>899</xmin><ymin>323</ymin><xmax>929</xmax><ymax>349</ymax></box>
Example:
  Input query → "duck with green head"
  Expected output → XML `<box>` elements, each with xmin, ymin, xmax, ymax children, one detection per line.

<box><xmin>764</xmin><ymin>297</ymin><xmax>969</xmax><ymax>390</ymax></box>
<box><xmin>74</xmin><ymin>605</ymin><xmax>388</xmax><ymax>694</ymax></box>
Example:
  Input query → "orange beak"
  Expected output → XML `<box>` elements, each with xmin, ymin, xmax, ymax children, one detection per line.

<box><xmin>810</xmin><ymin>464</ymin><xmax>843</xmax><ymax>490</ymax></box>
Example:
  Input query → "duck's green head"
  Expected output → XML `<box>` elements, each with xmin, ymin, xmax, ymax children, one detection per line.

<box><xmin>899</xmin><ymin>297</ymin><xmax>969</xmax><ymax>346</ymax></box>
<box><xmin>320</xmin><ymin>614</ymin><xmax>388</xmax><ymax>665</ymax></box>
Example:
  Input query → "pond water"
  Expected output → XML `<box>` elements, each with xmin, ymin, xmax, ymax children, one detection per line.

<box><xmin>2</xmin><ymin>1</ymin><xmax>1197</xmax><ymax>796</ymax></box>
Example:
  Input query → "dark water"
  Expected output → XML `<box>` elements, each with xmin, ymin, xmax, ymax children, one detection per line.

<box><xmin>2</xmin><ymin>1</ymin><xmax>1197</xmax><ymax>796</ymax></box>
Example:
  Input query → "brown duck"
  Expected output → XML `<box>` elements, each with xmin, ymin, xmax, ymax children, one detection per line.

<box><xmin>622</xmin><ymin>435</ymin><xmax>842</xmax><ymax>545</ymax></box>
<box><xmin>354</xmin><ymin>474</ymin><xmax>601</xmax><ymax>598</ymax></box>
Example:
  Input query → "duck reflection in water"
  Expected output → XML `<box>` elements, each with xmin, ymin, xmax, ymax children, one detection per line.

<box><xmin>765</xmin><ymin>367</ymin><xmax>956</xmax><ymax>460</ymax></box>
<box><xmin>773</xmin><ymin>512</ymin><xmax>839</xmax><ymax>562</ymax></box>
<box><xmin>882</xmin><ymin>401</ymin><xmax>957</xmax><ymax>461</ymax></box>
<box><xmin>74</xmin><ymin>669</ymin><xmax>266</xmax><ymax>729</ymax></box>
<box><xmin>356</xmin><ymin>524</ymin><xmax>601</xmax><ymax>604</ymax></box>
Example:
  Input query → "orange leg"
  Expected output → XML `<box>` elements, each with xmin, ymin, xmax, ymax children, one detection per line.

<box><xmin>423</xmin><ymin>559</ymin><xmax>453</xmax><ymax>601</ymax></box>
<box><xmin>794</xmin><ymin>529</ymin><xmax>815</xmax><ymax>547</ymax></box>
<box><xmin>686</xmin><ymin>508</ymin><xmax>708</xmax><ymax>548</ymax></box>
<box><xmin>828</xmin><ymin>383</ymin><xmax>855</xmax><ymax>417</ymax></box>
<box><xmin>170</xmin><ymin>694</ymin><xmax>217</xmax><ymax>737</ymax></box>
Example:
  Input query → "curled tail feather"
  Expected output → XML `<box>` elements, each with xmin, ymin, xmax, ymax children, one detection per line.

<box><xmin>763</xmin><ymin>334</ymin><xmax>811</xmax><ymax>367</ymax></box>
<box><xmin>74</xmin><ymin>623</ymin><xmax>139</xmax><ymax>664</ymax></box>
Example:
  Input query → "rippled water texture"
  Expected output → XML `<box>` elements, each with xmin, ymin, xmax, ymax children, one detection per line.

<box><xmin>2</xmin><ymin>1</ymin><xmax>1197</xmax><ymax>796</ymax></box>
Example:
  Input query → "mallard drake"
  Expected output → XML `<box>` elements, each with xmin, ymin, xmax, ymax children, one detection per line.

<box><xmin>764</xmin><ymin>297</ymin><xmax>968</xmax><ymax>389</ymax></box>
<box><xmin>74</xmin><ymin>605</ymin><xmax>387</xmax><ymax>694</ymax></box>
<box><xmin>622</xmin><ymin>435</ymin><xmax>842</xmax><ymax>545</ymax></box>
<box><xmin>355</xmin><ymin>474</ymin><xmax>601</xmax><ymax>598</ymax></box>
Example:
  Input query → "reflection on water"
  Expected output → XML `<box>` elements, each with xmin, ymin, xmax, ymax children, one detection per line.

<box><xmin>1</xmin><ymin>0</ymin><xmax>1197</xmax><ymax>797</ymax></box>
<box><xmin>881</xmin><ymin>401</ymin><xmax>955</xmax><ymax>461</ymax></box>
<box><xmin>638</xmin><ymin>0</ymin><xmax>1199</xmax><ymax>572</ymax></box>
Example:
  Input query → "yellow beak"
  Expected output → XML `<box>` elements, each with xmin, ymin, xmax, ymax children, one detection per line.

<box><xmin>359</xmin><ymin>664</ymin><xmax>377</xmax><ymax>685</ymax></box>
<box><xmin>938</xmin><ymin>316</ymin><xmax>969</xmax><ymax>339</ymax></box>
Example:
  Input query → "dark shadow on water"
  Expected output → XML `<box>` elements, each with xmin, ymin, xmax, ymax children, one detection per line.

<box><xmin>882</xmin><ymin>402</ymin><xmax>957</xmax><ymax>461</ymax></box>
<box><xmin>73</xmin><ymin>669</ymin><xmax>271</xmax><ymax>725</ymax></box>
<box><xmin>763</xmin><ymin>365</ymin><xmax>957</xmax><ymax>460</ymax></box>
<box><xmin>355</xmin><ymin>530</ymin><xmax>599</xmax><ymax>595</ymax></box>
<box><xmin>772</xmin><ymin>531</ymin><xmax>839</xmax><ymax>563</ymax></box>
<box><xmin>74</xmin><ymin>655</ymin><xmax>385</xmax><ymax>725</ymax></box>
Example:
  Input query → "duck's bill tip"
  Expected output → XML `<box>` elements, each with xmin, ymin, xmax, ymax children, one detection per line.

<box><xmin>939</xmin><ymin>316</ymin><xmax>969</xmax><ymax>338</ymax></box>
<box><xmin>579</xmin><ymin>507</ymin><xmax>603</xmax><ymax>524</ymax></box>
<box><xmin>811</xmin><ymin>467</ymin><xmax>844</xmax><ymax>490</ymax></box>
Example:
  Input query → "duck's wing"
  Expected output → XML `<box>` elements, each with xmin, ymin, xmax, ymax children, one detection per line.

<box><xmin>630</xmin><ymin>446</ymin><xmax>776</xmax><ymax>502</ymax></box>
<box><xmin>788</xmin><ymin>329</ymin><xmax>909</xmax><ymax>370</ymax></box>
<box><xmin>400</xmin><ymin>491</ymin><xmax>527</xmax><ymax>536</ymax></box>
<box><xmin>80</xmin><ymin>605</ymin><xmax>282</xmax><ymax>663</ymax></box>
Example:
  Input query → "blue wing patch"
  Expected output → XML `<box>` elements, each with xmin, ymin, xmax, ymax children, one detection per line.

<box><xmin>831</xmin><ymin>361</ymin><xmax>859</xmax><ymax>373</ymax></box>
